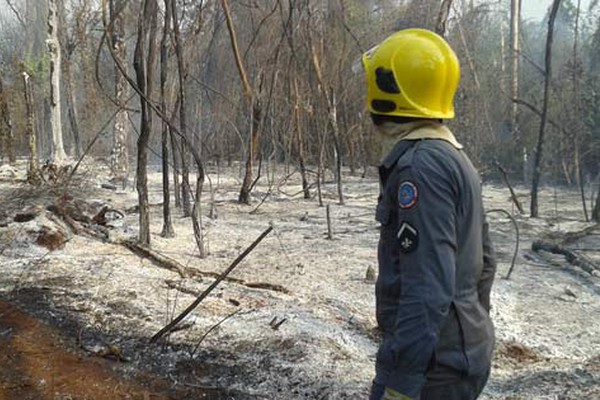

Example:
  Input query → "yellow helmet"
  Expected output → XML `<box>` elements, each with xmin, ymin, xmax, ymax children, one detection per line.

<box><xmin>362</xmin><ymin>28</ymin><xmax>460</xmax><ymax>120</ymax></box>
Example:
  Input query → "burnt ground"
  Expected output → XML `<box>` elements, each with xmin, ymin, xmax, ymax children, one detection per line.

<box><xmin>1</xmin><ymin>161</ymin><xmax>600</xmax><ymax>399</ymax></box>
<box><xmin>0</xmin><ymin>290</ymin><xmax>255</xmax><ymax>400</ymax></box>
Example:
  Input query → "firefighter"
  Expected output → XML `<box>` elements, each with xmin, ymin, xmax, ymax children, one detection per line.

<box><xmin>362</xmin><ymin>28</ymin><xmax>497</xmax><ymax>400</ymax></box>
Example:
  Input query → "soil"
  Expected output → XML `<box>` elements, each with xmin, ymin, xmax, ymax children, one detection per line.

<box><xmin>0</xmin><ymin>299</ymin><xmax>240</xmax><ymax>400</ymax></box>
<box><xmin>1</xmin><ymin>160</ymin><xmax>599</xmax><ymax>399</ymax></box>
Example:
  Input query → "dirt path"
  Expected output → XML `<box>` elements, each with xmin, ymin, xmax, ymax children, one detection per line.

<box><xmin>0</xmin><ymin>300</ymin><xmax>226</xmax><ymax>400</ymax></box>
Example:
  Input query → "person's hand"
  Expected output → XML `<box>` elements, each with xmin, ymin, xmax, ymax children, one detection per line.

<box><xmin>381</xmin><ymin>387</ymin><xmax>414</xmax><ymax>400</ymax></box>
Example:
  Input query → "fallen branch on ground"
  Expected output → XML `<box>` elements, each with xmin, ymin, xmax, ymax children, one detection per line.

<box><xmin>532</xmin><ymin>240</ymin><xmax>599</xmax><ymax>275</ymax></box>
<box><xmin>121</xmin><ymin>240</ymin><xmax>197</xmax><ymax>279</ymax></box>
<box><xmin>189</xmin><ymin>309</ymin><xmax>243</xmax><ymax>357</ymax></box>
<box><xmin>486</xmin><ymin>209</ymin><xmax>520</xmax><ymax>279</ymax></box>
<box><xmin>149</xmin><ymin>226</ymin><xmax>273</xmax><ymax>343</ymax></box>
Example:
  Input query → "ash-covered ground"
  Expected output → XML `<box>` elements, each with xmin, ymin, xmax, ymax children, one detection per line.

<box><xmin>1</xmin><ymin>160</ymin><xmax>599</xmax><ymax>399</ymax></box>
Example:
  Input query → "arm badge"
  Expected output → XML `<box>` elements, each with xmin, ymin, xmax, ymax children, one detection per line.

<box><xmin>398</xmin><ymin>181</ymin><xmax>418</xmax><ymax>209</ymax></box>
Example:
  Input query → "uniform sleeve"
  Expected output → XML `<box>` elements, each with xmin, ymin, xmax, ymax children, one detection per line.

<box><xmin>478</xmin><ymin>213</ymin><xmax>497</xmax><ymax>312</ymax></box>
<box><xmin>376</xmin><ymin>158</ymin><xmax>457</xmax><ymax>397</ymax></box>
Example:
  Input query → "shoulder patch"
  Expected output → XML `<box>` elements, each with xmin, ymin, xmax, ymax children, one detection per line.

<box><xmin>397</xmin><ymin>222</ymin><xmax>418</xmax><ymax>253</ymax></box>
<box><xmin>398</xmin><ymin>181</ymin><xmax>418</xmax><ymax>209</ymax></box>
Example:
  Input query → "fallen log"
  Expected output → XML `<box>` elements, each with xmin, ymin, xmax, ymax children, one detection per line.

<box><xmin>532</xmin><ymin>240</ymin><xmax>599</xmax><ymax>275</ymax></box>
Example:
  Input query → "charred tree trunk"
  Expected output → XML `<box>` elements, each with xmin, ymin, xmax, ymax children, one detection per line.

<box><xmin>58</xmin><ymin>0</ymin><xmax>81</xmax><ymax>159</ymax></box>
<box><xmin>63</xmin><ymin>52</ymin><xmax>81</xmax><ymax>158</ymax></box>
<box><xmin>239</xmin><ymin>100</ymin><xmax>262</xmax><ymax>204</ymax></box>
<box><xmin>435</xmin><ymin>0</ymin><xmax>453</xmax><ymax>36</ymax></box>
<box><xmin>329</xmin><ymin>88</ymin><xmax>344</xmax><ymax>205</ymax></box>
<box><xmin>572</xmin><ymin>0</ymin><xmax>588</xmax><ymax>222</ymax></box>
<box><xmin>159</xmin><ymin>0</ymin><xmax>174</xmax><ymax>238</ymax></box>
<box><xmin>171</xmin><ymin>0</ymin><xmax>205</xmax><ymax>256</ymax></box>
<box><xmin>510</xmin><ymin>0</ymin><xmax>521</xmax><ymax>137</ymax></box>
<box><xmin>220</xmin><ymin>0</ymin><xmax>257</xmax><ymax>205</ymax></box>
<box><xmin>530</xmin><ymin>0</ymin><xmax>561</xmax><ymax>218</ymax></box>
<box><xmin>170</xmin><ymin>125</ymin><xmax>181</xmax><ymax>207</ymax></box>
<box><xmin>133</xmin><ymin>0</ymin><xmax>158</xmax><ymax>245</ymax></box>
<box><xmin>48</xmin><ymin>0</ymin><xmax>67</xmax><ymax>163</ymax></box>
<box><xmin>180</xmin><ymin>141</ymin><xmax>192</xmax><ymax>216</ymax></box>
<box><xmin>0</xmin><ymin>77</ymin><xmax>15</xmax><ymax>164</ymax></box>
<box><xmin>293</xmin><ymin>78</ymin><xmax>310</xmax><ymax>199</ymax></box>
<box><xmin>593</xmin><ymin>184</ymin><xmax>600</xmax><ymax>222</ymax></box>
<box><xmin>109</xmin><ymin>0</ymin><xmax>130</xmax><ymax>188</ymax></box>
<box><xmin>22</xmin><ymin>72</ymin><xmax>41</xmax><ymax>185</ymax></box>
<box><xmin>310</xmin><ymin>46</ymin><xmax>344</xmax><ymax>205</ymax></box>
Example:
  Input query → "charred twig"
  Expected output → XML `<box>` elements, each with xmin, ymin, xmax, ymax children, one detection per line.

<box><xmin>269</xmin><ymin>316</ymin><xmax>287</xmax><ymax>330</ymax></box>
<box><xmin>244</xmin><ymin>282</ymin><xmax>290</xmax><ymax>294</ymax></box>
<box><xmin>150</xmin><ymin>226</ymin><xmax>273</xmax><ymax>343</ymax></box>
<box><xmin>189</xmin><ymin>309</ymin><xmax>242</xmax><ymax>357</ymax></box>
<box><xmin>165</xmin><ymin>280</ymin><xmax>202</xmax><ymax>296</ymax></box>
<box><xmin>486</xmin><ymin>209</ymin><xmax>520</xmax><ymax>279</ymax></box>
<box><xmin>495</xmin><ymin>162</ymin><xmax>524</xmax><ymax>214</ymax></box>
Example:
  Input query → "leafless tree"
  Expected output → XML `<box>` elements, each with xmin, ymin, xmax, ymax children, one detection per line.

<box><xmin>159</xmin><ymin>0</ymin><xmax>175</xmax><ymax>238</ymax></box>
<box><xmin>530</xmin><ymin>0</ymin><xmax>562</xmax><ymax>218</ymax></box>
<box><xmin>132</xmin><ymin>0</ymin><xmax>159</xmax><ymax>245</ymax></box>
<box><xmin>0</xmin><ymin>77</ymin><xmax>15</xmax><ymax>164</ymax></box>
<box><xmin>22</xmin><ymin>71</ymin><xmax>41</xmax><ymax>185</ymax></box>
<box><xmin>109</xmin><ymin>0</ymin><xmax>131</xmax><ymax>188</ymax></box>
<box><xmin>47</xmin><ymin>0</ymin><xmax>68</xmax><ymax>163</ymax></box>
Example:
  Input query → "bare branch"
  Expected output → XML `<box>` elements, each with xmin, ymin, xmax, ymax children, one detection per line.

<box><xmin>150</xmin><ymin>226</ymin><xmax>273</xmax><ymax>343</ymax></box>
<box><xmin>4</xmin><ymin>0</ymin><xmax>25</xmax><ymax>28</ymax></box>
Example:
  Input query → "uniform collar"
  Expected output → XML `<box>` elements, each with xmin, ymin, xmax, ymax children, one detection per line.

<box><xmin>379</xmin><ymin>120</ymin><xmax>463</xmax><ymax>169</ymax></box>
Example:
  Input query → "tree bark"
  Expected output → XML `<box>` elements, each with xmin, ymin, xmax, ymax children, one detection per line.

<box><xmin>169</xmin><ymin>0</ymin><xmax>191</xmax><ymax>217</ymax></box>
<box><xmin>293</xmin><ymin>78</ymin><xmax>310</xmax><ymax>199</ymax></box>
<box><xmin>510</xmin><ymin>0</ymin><xmax>521</xmax><ymax>137</ymax></box>
<box><xmin>220</xmin><ymin>0</ymin><xmax>258</xmax><ymax>205</ymax></box>
<box><xmin>58</xmin><ymin>0</ymin><xmax>81</xmax><ymax>159</ymax></box>
<box><xmin>530</xmin><ymin>0</ymin><xmax>561</xmax><ymax>218</ymax></box>
<box><xmin>572</xmin><ymin>0</ymin><xmax>588</xmax><ymax>221</ymax></box>
<box><xmin>171</xmin><ymin>0</ymin><xmax>206</xmax><ymax>256</ymax></box>
<box><xmin>435</xmin><ymin>0</ymin><xmax>453</xmax><ymax>36</ymax></box>
<box><xmin>109</xmin><ymin>0</ymin><xmax>130</xmax><ymax>188</ymax></box>
<box><xmin>63</xmin><ymin>53</ymin><xmax>81</xmax><ymax>158</ymax></box>
<box><xmin>0</xmin><ymin>77</ymin><xmax>15</xmax><ymax>164</ymax></box>
<box><xmin>593</xmin><ymin>184</ymin><xmax>600</xmax><ymax>222</ymax></box>
<box><xmin>133</xmin><ymin>0</ymin><xmax>158</xmax><ymax>245</ymax></box>
<box><xmin>22</xmin><ymin>72</ymin><xmax>41</xmax><ymax>185</ymax></box>
<box><xmin>159</xmin><ymin>0</ymin><xmax>175</xmax><ymax>238</ymax></box>
<box><xmin>170</xmin><ymin>126</ymin><xmax>181</xmax><ymax>207</ymax></box>
<box><xmin>310</xmin><ymin>46</ymin><xmax>344</xmax><ymax>205</ymax></box>
<box><xmin>48</xmin><ymin>0</ymin><xmax>68</xmax><ymax>164</ymax></box>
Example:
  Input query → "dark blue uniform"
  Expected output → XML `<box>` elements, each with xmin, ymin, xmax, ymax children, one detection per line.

<box><xmin>372</xmin><ymin>122</ymin><xmax>496</xmax><ymax>399</ymax></box>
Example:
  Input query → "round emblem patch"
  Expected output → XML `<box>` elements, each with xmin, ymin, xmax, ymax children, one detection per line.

<box><xmin>398</xmin><ymin>181</ymin><xmax>418</xmax><ymax>209</ymax></box>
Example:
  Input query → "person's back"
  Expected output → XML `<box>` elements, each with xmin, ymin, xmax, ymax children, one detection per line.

<box><xmin>362</xmin><ymin>29</ymin><xmax>497</xmax><ymax>400</ymax></box>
